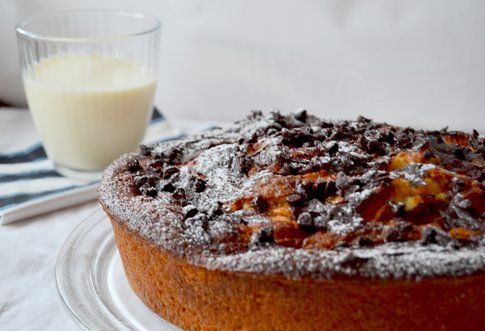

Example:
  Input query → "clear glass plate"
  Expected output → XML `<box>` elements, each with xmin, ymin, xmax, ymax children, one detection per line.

<box><xmin>56</xmin><ymin>208</ymin><xmax>180</xmax><ymax>331</ymax></box>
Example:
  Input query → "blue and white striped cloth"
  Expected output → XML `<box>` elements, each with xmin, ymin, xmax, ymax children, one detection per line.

<box><xmin>0</xmin><ymin>108</ymin><xmax>183</xmax><ymax>225</ymax></box>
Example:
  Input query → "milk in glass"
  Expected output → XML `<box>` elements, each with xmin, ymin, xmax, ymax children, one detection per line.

<box><xmin>24</xmin><ymin>54</ymin><xmax>156</xmax><ymax>172</ymax></box>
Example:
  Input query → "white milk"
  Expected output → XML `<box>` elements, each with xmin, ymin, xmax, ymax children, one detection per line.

<box><xmin>24</xmin><ymin>55</ymin><xmax>156</xmax><ymax>172</ymax></box>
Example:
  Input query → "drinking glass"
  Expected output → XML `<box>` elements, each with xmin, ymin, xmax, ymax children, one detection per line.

<box><xmin>16</xmin><ymin>10</ymin><xmax>161</xmax><ymax>180</ymax></box>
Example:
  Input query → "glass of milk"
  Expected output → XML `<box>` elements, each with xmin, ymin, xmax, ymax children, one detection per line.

<box><xmin>16</xmin><ymin>10</ymin><xmax>160</xmax><ymax>180</ymax></box>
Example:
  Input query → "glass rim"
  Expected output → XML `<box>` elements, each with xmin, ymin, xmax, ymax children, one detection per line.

<box><xmin>16</xmin><ymin>9</ymin><xmax>161</xmax><ymax>43</ymax></box>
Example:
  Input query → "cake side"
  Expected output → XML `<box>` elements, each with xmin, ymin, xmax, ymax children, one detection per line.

<box><xmin>108</xmin><ymin>211</ymin><xmax>485</xmax><ymax>331</ymax></box>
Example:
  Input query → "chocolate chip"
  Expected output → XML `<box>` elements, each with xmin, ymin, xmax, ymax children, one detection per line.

<box><xmin>281</xmin><ymin>128</ymin><xmax>313</xmax><ymax>147</ymax></box>
<box><xmin>396</xmin><ymin>132</ymin><xmax>412</xmax><ymax>147</ymax></box>
<box><xmin>386</xmin><ymin>229</ymin><xmax>403</xmax><ymax>242</ymax></box>
<box><xmin>420</xmin><ymin>227</ymin><xmax>454</xmax><ymax>246</ymax></box>
<box><xmin>423</xmin><ymin>150</ymin><xmax>434</xmax><ymax>159</ymax></box>
<box><xmin>313</xmin><ymin>216</ymin><xmax>329</xmax><ymax>230</ymax></box>
<box><xmin>286</xmin><ymin>194</ymin><xmax>303</xmax><ymax>205</ymax></box>
<box><xmin>183</xmin><ymin>205</ymin><xmax>198</xmax><ymax>219</ymax></box>
<box><xmin>162</xmin><ymin>166</ymin><xmax>179</xmax><ymax>179</ymax></box>
<box><xmin>297</xmin><ymin>212</ymin><xmax>313</xmax><ymax>230</ymax></box>
<box><xmin>327</xmin><ymin>142</ymin><xmax>339</xmax><ymax>155</ymax></box>
<box><xmin>269</xmin><ymin>122</ymin><xmax>283</xmax><ymax>131</ymax></box>
<box><xmin>147</xmin><ymin>160</ymin><xmax>164</xmax><ymax>172</ymax></box>
<box><xmin>451</xmin><ymin>177</ymin><xmax>465</xmax><ymax>193</ymax></box>
<box><xmin>249</xmin><ymin>110</ymin><xmax>263</xmax><ymax>120</ymax></box>
<box><xmin>251</xmin><ymin>196</ymin><xmax>269</xmax><ymax>213</ymax></box>
<box><xmin>135</xmin><ymin>174</ymin><xmax>158</xmax><ymax>188</ymax></box>
<box><xmin>134</xmin><ymin>175</ymin><xmax>149</xmax><ymax>186</ymax></box>
<box><xmin>143</xmin><ymin>187</ymin><xmax>158</xmax><ymax>197</ymax></box>
<box><xmin>162</xmin><ymin>182</ymin><xmax>176</xmax><ymax>193</ymax></box>
<box><xmin>127</xmin><ymin>160</ymin><xmax>141</xmax><ymax>173</ymax></box>
<box><xmin>385</xmin><ymin>222</ymin><xmax>413</xmax><ymax>242</ymax></box>
<box><xmin>208</xmin><ymin>201</ymin><xmax>224</xmax><ymax>217</ymax></box>
<box><xmin>383</xmin><ymin>131</ymin><xmax>395</xmax><ymax>145</ymax></box>
<box><xmin>314</xmin><ymin>179</ymin><xmax>336</xmax><ymax>199</ymax></box>
<box><xmin>367</xmin><ymin>140</ymin><xmax>386</xmax><ymax>155</ymax></box>
<box><xmin>312</xmin><ymin>131</ymin><xmax>327</xmax><ymax>142</ymax></box>
<box><xmin>339</xmin><ymin>253</ymin><xmax>369</xmax><ymax>269</ymax></box>
<box><xmin>172</xmin><ymin>188</ymin><xmax>186</xmax><ymax>200</ymax></box>
<box><xmin>357</xmin><ymin>115</ymin><xmax>372</xmax><ymax>123</ymax></box>
<box><xmin>358</xmin><ymin>136</ymin><xmax>368</xmax><ymax>150</ymax></box>
<box><xmin>320</xmin><ymin>121</ymin><xmax>334</xmax><ymax>129</ymax></box>
<box><xmin>296</xmin><ymin>181</ymin><xmax>313</xmax><ymax>200</ymax></box>
<box><xmin>195</xmin><ymin>178</ymin><xmax>207</xmax><ymax>192</ymax></box>
<box><xmin>288</xmin><ymin>163</ymin><xmax>305</xmax><ymax>175</ymax></box>
<box><xmin>185</xmin><ymin>213</ymin><xmax>209</xmax><ymax>231</ymax></box>
<box><xmin>167</xmin><ymin>148</ymin><xmax>183</xmax><ymax>164</ymax></box>
<box><xmin>266</xmin><ymin>128</ymin><xmax>278</xmax><ymax>136</ymax></box>
<box><xmin>403</xmin><ymin>127</ymin><xmax>416</xmax><ymax>134</ymax></box>
<box><xmin>251</xmin><ymin>226</ymin><xmax>274</xmax><ymax>245</ymax></box>
<box><xmin>389</xmin><ymin>201</ymin><xmax>405</xmax><ymax>216</ymax></box>
<box><xmin>357</xmin><ymin>237</ymin><xmax>373</xmax><ymax>247</ymax></box>
<box><xmin>294</xmin><ymin>110</ymin><xmax>308</xmax><ymax>123</ymax></box>
<box><xmin>140</xmin><ymin>145</ymin><xmax>152</xmax><ymax>156</ymax></box>
<box><xmin>274</xmin><ymin>112</ymin><xmax>305</xmax><ymax>129</ymax></box>
<box><xmin>247</xmin><ymin>132</ymin><xmax>258</xmax><ymax>144</ymax></box>
<box><xmin>277</xmin><ymin>163</ymin><xmax>292</xmax><ymax>176</ymax></box>
<box><xmin>453</xmin><ymin>148</ymin><xmax>466</xmax><ymax>160</ymax></box>
<box><xmin>331</xmin><ymin>129</ymin><xmax>351</xmax><ymax>140</ymax></box>
<box><xmin>240</xmin><ymin>157</ymin><xmax>253</xmax><ymax>175</ymax></box>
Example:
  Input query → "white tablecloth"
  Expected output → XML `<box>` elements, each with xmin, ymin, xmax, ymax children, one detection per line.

<box><xmin>0</xmin><ymin>108</ymin><xmax>213</xmax><ymax>331</ymax></box>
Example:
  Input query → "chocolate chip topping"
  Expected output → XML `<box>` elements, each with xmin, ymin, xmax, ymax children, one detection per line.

<box><xmin>297</xmin><ymin>212</ymin><xmax>313</xmax><ymax>230</ymax></box>
<box><xmin>194</xmin><ymin>178</ymin><xmax>207</xmax><ymax>193</ymax></box>
<box><xmin>286</xmin><ymin>194</ymin><xmax>303</xmax><ymax>206</ymax></box>
<box><xmin>183</xmin><ymin>205</ymin><xmax>199</xmax><ymax>219</ymax></box>
<box><xmin>251</xmin><ymin>227</ymin><xmax>275</xmax><ymax>246</ymax></box>
<box><xmin>251</xmin><ymin>196</ymin><xmax>269</xmax><ymax>213</ymax></box>
<box><xmin>162</xmin><ymin>166</ymin><xmax>179</xmax><ymax>179</ymax></box>
<box><xmin>127</xmin><ymin>159</ymin><xmax>141</xmax><ymax>173</ymax></box>
<box><xmin>314</xmin><ymin>179</ymin><xmax>336</xmax><ymax>199</ymax></box>
<box><xmin>100</xmin><ymin>111</ymin><xmax>485</xmax><ymax>280</ymax></box>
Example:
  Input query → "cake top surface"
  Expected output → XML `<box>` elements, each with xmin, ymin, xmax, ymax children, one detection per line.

<box><xmin>99</xmin><ymin>111</ymin><xmax>485</xmax><ymax>280</ymax></box>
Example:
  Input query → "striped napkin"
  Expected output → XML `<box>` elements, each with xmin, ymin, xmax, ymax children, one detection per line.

<box><xmin>0</xmin><ymin>108</ymin><xmax>182</xmax><ymax>225</ymax></box>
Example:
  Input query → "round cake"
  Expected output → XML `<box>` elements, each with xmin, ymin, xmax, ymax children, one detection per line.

<box><xmin>99</xmin><ymin>111</ymin><xmax>485</xmax><ymax>331</ymax></box>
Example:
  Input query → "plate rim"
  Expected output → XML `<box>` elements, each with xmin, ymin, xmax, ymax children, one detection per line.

<box><xmin>55</xmin><ymin>207</ymin><xmax>169</xmax><ymax>331</ymax></box>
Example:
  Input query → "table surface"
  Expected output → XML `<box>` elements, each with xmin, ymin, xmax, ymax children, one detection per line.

<box><xmin>0</xmin><ymin>108</ymin><xmax>214</xmax><ymax>331</ymax></box>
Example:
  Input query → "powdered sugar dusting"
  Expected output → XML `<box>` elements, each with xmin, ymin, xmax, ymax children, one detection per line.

<box><xmin>99</xmin><ymin>111</ymin><xmax>485</xmax><ymax>280</ymax></box>
<box><xmin>204</xmin><ymin>241</ymin><xmax>485</xmax><ymax>280</ymax></box>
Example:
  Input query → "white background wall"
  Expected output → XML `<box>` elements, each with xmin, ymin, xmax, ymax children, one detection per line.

<box><xmin>1</xmin><ymin>0</ymin><xmax>484</xmax><ymax>131</ymax></box>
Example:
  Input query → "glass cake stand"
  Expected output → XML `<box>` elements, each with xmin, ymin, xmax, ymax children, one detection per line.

<box><xmin>56</xmin><ymin>208</ymin><xmax>179</xmax><ymax>331</ymax></box>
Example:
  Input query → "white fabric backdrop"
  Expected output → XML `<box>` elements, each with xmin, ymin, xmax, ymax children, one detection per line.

<box><xmin>1</xmin><ymin>0</ymin><xmax>484</xmax><ymax>130</ymax></box>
